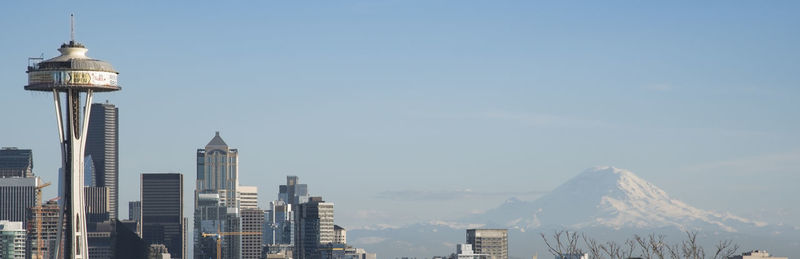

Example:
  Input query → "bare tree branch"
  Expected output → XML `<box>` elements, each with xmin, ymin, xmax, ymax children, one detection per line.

<box><xmin>582</xmin><ymin>233</ymin><xmax>602</xmax><ymax>259</ymax></box>
<box><xmin>541</xmin><ymin>231</ymin><xmax>563</xmax><ymax>256</ymax></box>
<box><xmin>635</xmin><ymin>234</ymin><xmax>652</xmax><ymax>259</ymax></box>
<box><xmin>649</xmin><ymin>234</ymin><xmax>666</xmax><ymax>259</ymax></box>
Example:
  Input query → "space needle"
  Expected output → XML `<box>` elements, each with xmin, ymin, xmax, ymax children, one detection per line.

<box><xmin>24</xmin><ymin>15</ymin><xmax>120</xmax><ymax>259</ymax></box>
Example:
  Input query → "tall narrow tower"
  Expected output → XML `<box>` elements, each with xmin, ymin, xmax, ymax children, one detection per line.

<box><xmin>85</xmin><ymin>102</ymin><xmax>119</xmax><ymax>220</ymax></box>
<box><xmin>24</xmin><ymin>17</ymin><xmax>120</xmax><ymax>259</ymax></box>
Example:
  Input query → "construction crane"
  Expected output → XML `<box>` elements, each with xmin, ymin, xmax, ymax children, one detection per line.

<box><xmin>33</xmin><ymin>181</ymin><xmax>51</xmax><ymax>259</ymax></box>
<box><xmin>201</xmin><ymin>231</ymin><xmax>261</xmax><ymax>259</ymax></box>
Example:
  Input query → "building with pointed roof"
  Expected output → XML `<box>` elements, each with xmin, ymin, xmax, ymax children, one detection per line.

<box><xmin>194</xmin><ymin>132</ymin><xmax>243</xmax><ymax>259</ymax></box>
<box><xmin>196</xmin><ymin>131</ymin><xmax>239</xmax><ymax>200</ymax></box>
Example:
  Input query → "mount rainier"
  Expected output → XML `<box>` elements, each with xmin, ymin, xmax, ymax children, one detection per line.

<box><xmin>349</xmin><ymin>166</ymin><xmax>799</xmax><ymax>258</ymax></box>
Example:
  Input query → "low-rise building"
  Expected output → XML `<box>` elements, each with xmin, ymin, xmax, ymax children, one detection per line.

<box><xmin>467</xmin><ymin>229</ymin><xmax>508</xmax><ymax>259</ymax></box>
<box><xmin>556</xmin><ymin>254</ymin><xmax>589</xmax><ymax>259</ymax></box>
<box><xmin>0</xmin><ymin>220</ymin><xmax>26</xmax><ymax>259</ymax></box>
<box><xmin>729</xmin><ymin>250</ymin><xmax>787</xmax><ymax>259</ymax></box>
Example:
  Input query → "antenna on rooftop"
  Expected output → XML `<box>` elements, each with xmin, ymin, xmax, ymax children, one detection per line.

<box><xmin>70</xmin><ymin>13</ymin><xmax>75</xmax><ymax>42</ymax></box>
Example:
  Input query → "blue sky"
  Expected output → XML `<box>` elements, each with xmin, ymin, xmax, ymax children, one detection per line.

<box><xmin>1</xmin><ymin>1</ymin><xmax>799</xmax><ymax>229</ymax></box>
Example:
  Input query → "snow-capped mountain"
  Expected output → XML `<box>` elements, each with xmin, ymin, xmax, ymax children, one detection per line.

<box><xmin>473</xmin><ymin>166</ymin><xmax>766</xmax><ymax>232</ymax></box>
<box><xmin>349</xmin><ymin>166</ymin><xmax>799</xmax><ymax>258</ymax></box>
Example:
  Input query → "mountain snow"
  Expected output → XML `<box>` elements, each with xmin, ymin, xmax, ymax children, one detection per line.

<box><xmin>471</xmin><ymin>166</ymin><xmax>767</xmax><ymax>232</ymax></box>
<box><xmin>349</xmin><ymin>166</ymin><xmax>797</xmax><ymax>257</ymax></box>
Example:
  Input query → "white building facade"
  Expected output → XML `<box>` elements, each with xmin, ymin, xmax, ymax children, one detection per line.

<box><xmin>0</xmin><ymin>221</ymin><xmax>26</xmax><ymax>259</ymax></box>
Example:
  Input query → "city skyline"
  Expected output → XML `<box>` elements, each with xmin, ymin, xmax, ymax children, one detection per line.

<box><xmin>1</xmin><ymin>2</ymin><xmax>799</xmax><ymax>256</ymax></box>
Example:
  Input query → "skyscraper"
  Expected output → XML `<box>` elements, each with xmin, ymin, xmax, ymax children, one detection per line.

<box><xmin>193</xmin><ymin>193</ymin><xmax>227</xmax><ymax>259</ymax></box>
<box><xmin>0</xmin><ymin>177</ymin><xmax>41</xmax><ymax>223</ymax></box>
<box><xmin>196</xmin><ymin>132</ymin><xmax>238</xmax><ymax>207</ymax></box>
<box><xmin>279</xmin><ymin>176</ymin><xmax>308</xmax><ymax>209</ymax></box>
<box><xmin>240</xmin><ymin>209</ymin><xmax>264</xmax><ymax>259</ymax></box>
<box><xmin>264</xmin><ymin>200</ymin><xmax>293</xmax><ymax>246</ymax></box>
<box><xmin>86</xmin><ymin>102</ymin><xmax>119</xmax><ymax>220</ymax></box>
<box><xmin>87</xmin><ymin>221</ymin><xmax>114</xmax><ymax>258</ymax></box>
<box><xmin>466</xmin><ymin>229</ymin><xmax>508</xmax><ymax>259</ymax></box>
<box><xmin>0</xmin><ymin>148</ymin><xmax>33</xmax><ymax>178</ymax></box>
<box><xmin>129</xmin><ymin>201</ymin><xmax>141</xmax><ymax>222</ymax></box>
<box><xmin>84</xmin><ymin>186</ymin><xmax>109</xmax><ymax>223</ymax></box>
<box><xmin>194</xmin><ymin>132</ymin><xmax>242</xmax><ymax>259</ymax></box>
<box><xmin>295</xmin><ymin>197</ymin><xmax>334</xmax><ymax>259</ymax></box>
<box><xmin>238</xmin><ymin>186</ymin><xmax>259</xmax><ymax>210</ymax></box>
<box><xmin>141</xmin><ymin>173</ymin><xmax>185</xmax><ymax>259</ymax></box>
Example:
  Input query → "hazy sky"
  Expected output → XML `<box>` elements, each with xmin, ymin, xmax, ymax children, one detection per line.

<box><xmin>1</xmin><ymin>1</ymin><xmax>799</xmax><ymax>230</ymax></box>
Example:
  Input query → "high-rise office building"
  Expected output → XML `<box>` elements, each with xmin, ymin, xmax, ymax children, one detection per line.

<box><xmin>0</xmin><ymin>148</ymin><xmax>33</xmax><ymax>178</ymax></box>
<box><xmin>0</xmin><ymin>220</ymin><xmax>26</xmax><ymax>259</ymax></box>
<box><xmin>238</xmin><ymin>186</ymin><xmax>259</xmax><ymax>210</ymax></box>
<box><xmin>26</xmin><ymin>200</ymin><xmax>59</xmax><ymax>259</ymax></box>
<box><xmin>141</xmin><ymin>173</ymin><xmax>185</xmax><ymax>259</ymax></box>
<box><xmin>223</xmin><ymin>214</ymin><xmax>241</xmax><ymax>259</ymax></box>
<box><xmin>295</xmin><ymin>197</ymin><xmax>334</xmax><ymax>259</ymax></box>
<box><xmin>84</xmin><ymin>186</ymin><xmax>109</xmax><ymax>223</ymax></box>
<box><xmin>195</xmin><ymin>132</ymin><xmax>243</xmax><ymax>259</ymax></box>
<box><xmin>87</xmin><ymin>219</ymin><xmax>150</xmax><ymax>259</ymax></box>
<box><xmin>87</xmin><ymin>221</ymin><xmax>114</xmax><ymax>258</ymax></box>
<box><xmin>84</xmin><ymin>155</ymin><xmax>95</xmax><ymax>186</ymax></box>
<box><xmin>113</xmin><ymin>219</ymin><xmax>149</xmax><ymax>259</ymax></box>
<box><xmin>86</xmin><ymin>102</ymin><xmax>119</xmax><ymax>220</ymax></box>
<box><xmin>129</xmin><ymin>201</ymin><xmax>141</xmax><ymax>222</ymax></box>
<box><xmin>466</xmin><ymin>229</ymin><xmax>508</xmax><ymax>259</ymax></box>
<box><xmin>279</xmin><ymin>176</ymin><xmax>308</xmax><ymax>208</ymax></box>
<box><xmin>240</xmin><ymin>208</ymin><xmax>264</xmax><ymax>259</ymax></box>
<box><xmin>0</xmin><ymin>177</ymin><xmax>40</xmax><ymax>224</ymax></box>
<box><xmin>193</xmin><ymin>193</ymin><xmax>228</xmax><ymax>259</ymax></box>
<box><xmin>196</xmin><ymin>132</ymin><xmax>239</xmax><ymax>207</ymax></box>
<box><xmin>264</xmin><ymin>200</ymin><xmax>293</xmax><ymax>246</ymax></box>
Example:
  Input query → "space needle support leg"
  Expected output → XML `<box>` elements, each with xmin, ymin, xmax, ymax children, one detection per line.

<box><xmin>51</xmin><ymin>89</ymin><xmax>92</xmax><ymax>259</ymax></box>
<box><xmin>67</xmin><ymin>89</ymin><xmax>91</xmax><ymax>259</ymax></box>
<box><xmin>52</xmin><ymin>89</ymin><xmax>66</xmax><ymax>259</ymax></box>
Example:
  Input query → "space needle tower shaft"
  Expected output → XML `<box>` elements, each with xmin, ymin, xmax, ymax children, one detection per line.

<box><xmin>24</xmin><ymin>15</ymin><xmax>121</xmax><ymax>259</ymax></box>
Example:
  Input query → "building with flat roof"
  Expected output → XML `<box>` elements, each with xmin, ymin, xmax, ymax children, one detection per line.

<box><xmin>241</xmin><ymin>208</ymin><xmax>264</xmax><ymax>259</ymax></box>
<box><xmin>295</xmin><ymin>197</ymin><xmax>334</xmax><ymax>259</ymax></box>
<box><xmin>0</xmin><ymin>148</ymin><xmax>33</xmax><ymax>178</ymax></box>
<box><xmin>141</xmin><ymin>173</ymin><xmax>185</xmax><ymax>259</ymax></box>
<box><xmin>556</xmin><ymin>254</ymin><xmax>589</xmax><ymax>259</ymax></box>
<box><xmin>729</xmin><ymin>250</ymin><xmax>787</xmax><ymax>259</ymax></box>
<box><xmin>279</xmin><ymin>176</ymin><xmax>308</xmax><ymax>208</ymax></box>
<box><xmin>26</xmin><ymin>200</ymin><xmax>59</xmax><ymax>259</ymax></box>
<box><xmin>85</xmin><ymin>186</ymin><xmax>110</xmax><ymax>223</ymax></box>
<box><xmin>86</xmin><ymin>102</ymin><xmax>120</xmax><ymax>220</ymax></box>
<box><xmin>238</xmin><ymin>185</ymin><xmax>259</xmax><ymax>209</ymax></box>
<box><xmin>129</xmin><ymin>200</ymin><xmax>141</xmax><ymax>221</ymax></box>
<box><xmin>88</xmin><ymin>221</ymin><xmax>114</xmax><ymax>259</ymax></box>
<box><xmin>0</xmin><ymin>177</ymin><xmax>40</xmax><ymax>224</ymax></box>
<box><xmin>333</xmin><ymin>225</ymin><xmax>346</xmax><ymax>244</ymax></box>
<box><xmin>466</xmin><ymin>229</ymin><xmax>508</xmax><ymax>259</ymax></box>
<box><xmin>0</xmin><ymin>220</ymin><xmax>26</xmax><ymax>259</ymax></box>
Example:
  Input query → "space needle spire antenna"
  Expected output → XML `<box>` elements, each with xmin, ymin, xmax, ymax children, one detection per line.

<box><xmin>24</xmin><ymin>15</ymin><xmax>121</xmax><ymax>259</ymax></box>
<box><xmin>70</xmin><ymin>13</ymin><xmax>75</xmax><ymax>43</ymax></box>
